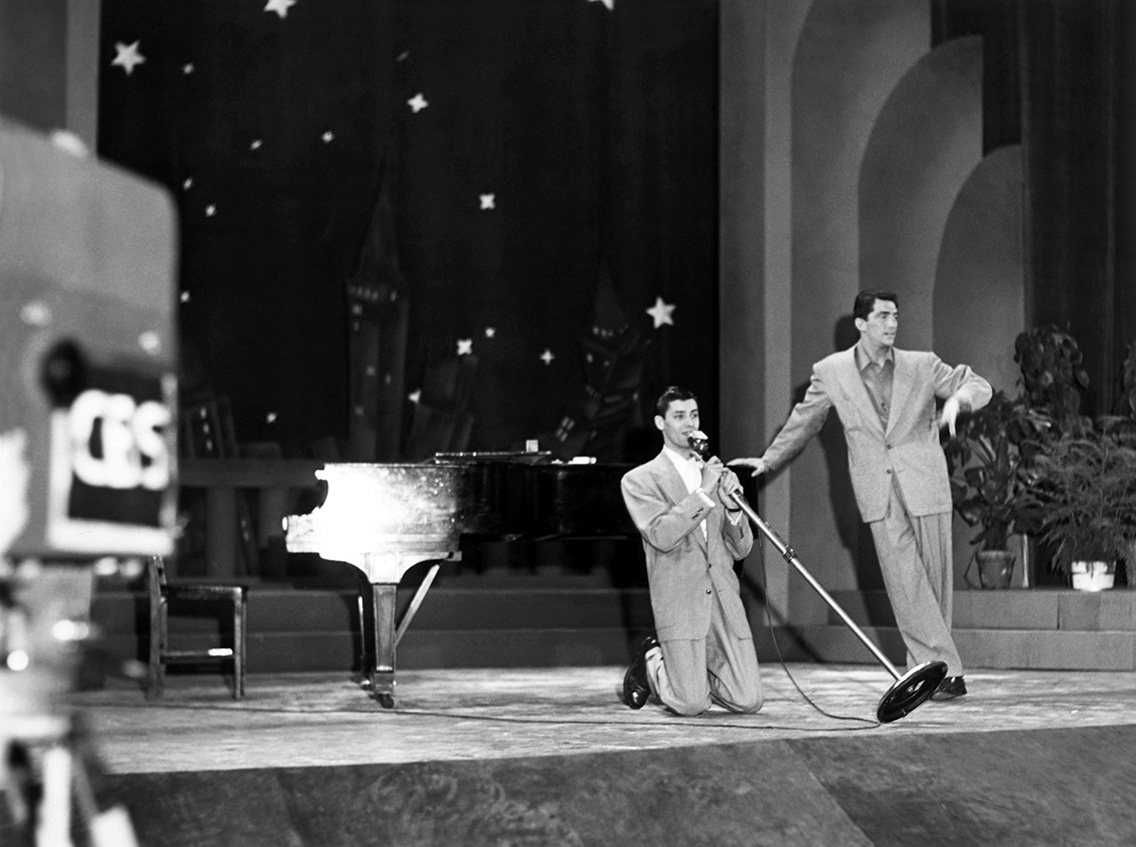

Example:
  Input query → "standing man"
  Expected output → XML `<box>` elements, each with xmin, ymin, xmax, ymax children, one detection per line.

<box><xmin>730</xmin><ymin>291</ymin><xmax>990</xmax><ymax>701</ymax></box>
<box><xmin>620</xmin><ymin>386</ymin><xmax>763</xmax><ymax>716</ymax></box>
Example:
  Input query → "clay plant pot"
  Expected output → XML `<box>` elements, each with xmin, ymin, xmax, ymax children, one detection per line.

<box><xmin>975</xmin><ymin>550</ymin><xmax>1015</xmax><ymax>589</ymax></box>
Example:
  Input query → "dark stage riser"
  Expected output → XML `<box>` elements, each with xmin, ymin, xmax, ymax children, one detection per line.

<box><xmin>89</xmin><ymin>725</ymin><xmax>1136</xmax><ymax>847</ymax></box>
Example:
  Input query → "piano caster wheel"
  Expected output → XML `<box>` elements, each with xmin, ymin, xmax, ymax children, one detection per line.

<box><xmin>377</xmin><ymin>692</ymin><xmax>395</xmax><ymax>709</ymax></box>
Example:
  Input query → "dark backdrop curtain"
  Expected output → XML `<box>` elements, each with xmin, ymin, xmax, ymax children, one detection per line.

<box><xmin>1020</xmin><ymin>0</ymin><xmax>1119</xmax><ymax>415</ymax></box>
<box><xmin>934</xmin><ymin>0</ymin><xmax>1130</xmax><ymax>416</ymax></box>
<box><xmin>98</xmin><ymin>0</ymin><xmax>719</xmax><ymax>459</ymax></box>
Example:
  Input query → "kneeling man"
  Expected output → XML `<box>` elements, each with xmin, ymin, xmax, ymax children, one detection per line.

<box><xmin>619</xmin><ymin>386</ymin><xmax>763</xmax><ymax>716</ymax></box>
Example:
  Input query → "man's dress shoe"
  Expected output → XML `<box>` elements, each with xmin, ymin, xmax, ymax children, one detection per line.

<box><xmin>622</xmin><ymin>635</ymin><xmax>659</xmax><ymax>709</ymax></box>
<box><xmin>930</xmin><ymin>675</ymin><xmax>967</xmax><ymax>701</ymax></box>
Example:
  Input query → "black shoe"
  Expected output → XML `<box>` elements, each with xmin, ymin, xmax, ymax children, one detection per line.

<box><xmin>930</xmin><ymin>675</ymin><xmax>967</xmax><ymax>701</ymax></box>
<box><xmin>621</xmin><ymin>635</ymin><xmax>659</xmax><ymax>709</ymax></box>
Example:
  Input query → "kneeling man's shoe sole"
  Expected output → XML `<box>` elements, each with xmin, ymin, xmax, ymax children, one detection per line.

<box><xmin>621</xmin><ymin>635</ymin><xmax>658</xmax><ymax>709</ymax></box>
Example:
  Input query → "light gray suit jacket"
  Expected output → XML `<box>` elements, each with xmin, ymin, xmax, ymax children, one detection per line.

<box><xmin>762</xmin><ymin>346</ymin><xmax>991</xmax><ymax>522</ymax></box>
<box><xmin>621</xmin><ymin>451</ymin><xmax>754</xmax><ymax>642</ymax></box>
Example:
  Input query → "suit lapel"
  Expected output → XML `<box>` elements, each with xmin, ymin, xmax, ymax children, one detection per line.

<box><xmin>887</xmin><ymin>349</ymin><xmax>913</xmax><ymax>436</ymax></box>
<box><xmin>839</xmin><ymin>346</ymin><xmax>886</xmax><ymax>435</ymax></box>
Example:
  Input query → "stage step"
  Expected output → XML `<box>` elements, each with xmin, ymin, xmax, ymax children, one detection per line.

<box><xmin>89</xmin><ymin>582</ymin><xmax>1136</xmax><ymax>678</ymax></box>
<box><xmin>824</xmin><ymin>588</ymin><xmax>1136</xmax><ymax>671</ymax></box>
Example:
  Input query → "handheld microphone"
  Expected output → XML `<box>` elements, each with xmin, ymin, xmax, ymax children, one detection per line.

<box><xmin>687</xmin><ymin>430</ymin><xmax>710</xmax><ymax>459</ymax></box>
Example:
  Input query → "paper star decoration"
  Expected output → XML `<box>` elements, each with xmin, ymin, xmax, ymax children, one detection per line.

<box><xmin>457</xmin><ymin>338</ymin><xmax>474</xmax><ymax>356</ymax></box>
<box><xmin>183</xmin><ymin>63</ymin><xmax>195</xmax><ymax>75</ymax></box>
<box><xmin>479</xmin><ymin>194</ymin><xmax>496</xmax><ymax>210</ymax></box>
<box><xmin>590</xmin><ymin>0</ymin><xmax>615</xmax><ymax>10</ymax></box>
<box><xmin>484</xmin><ymin>327</ymin><xmax>496</xmax><ymax>338</ymax></box>
<box><xmin>540</xmin><ymin>349</ymin><xmax>555</xmax><ymax>365</ymax></box>
<box><xmin>264</xmin><ymin>0</ymin><xmax>297</xmax><ymax>19</ymax></box>
<box><xmin>205</xmin><ymin>205</ymin><xmax>217</xmax><ymax>217</ymax></box>
<box><xmin>646</xmin><ymin>296</ymin><xmax>676</xmax><ymax>328</ymax></box>
<box><xmin>266</xmin><ymin>412</ymin><xmax>278</xmax><ymax>424</ymax></box>
<box><xmin>321</xmin><ymin>131</ymin><xmax>334</xmax><ymax>143</ymax></box>
<box><xmin>408</xmin><ymin>389</ymin><xmax>422</xmax><ymax>404</ymax></box>
<box><xmin>408</xmin><ymin>93</ymin><xmax>429</xmax><ymax>113</ymax></box>
<box><xmin>179</xmin><ymin>291</ymin><xmax>191</xmax><ymax>304</ymax></box>
<box><xmin>112</xmin><ymin>41</ymin><xmax>146</xmax><ymax>75</ymax></box>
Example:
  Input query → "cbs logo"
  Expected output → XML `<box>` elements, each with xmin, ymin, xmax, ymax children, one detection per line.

<box><xmin>67</xmin><ymin>389</ymin><xmax>171</xmax><ymax>491</ymax></box>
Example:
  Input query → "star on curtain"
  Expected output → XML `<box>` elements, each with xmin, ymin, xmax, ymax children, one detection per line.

<box><xmin>646</xmin><ymin>296</ymin><xmax>676</xmax><ymax>328</ymax></box>
<box><xmin>590</xmin><ymin>0</ymin><xmax>615</xmax><ymax>10</ymax></box>
<box><xmin>540</xmin><ymin>349</ymin><xmax>555</xmax><ymax>365</ymax></box>
<box><xmin>479</xmin><ymin>194</ymin><xmax>496</xmax><ymax>210</ymax></box>
<box><xmin>264</xmin><ymin>0</ymin><xmax>297</xmax><ymax>19</ymax></box>
<box><xmin>112</xmin><ymin>41</ymin><xmax>146</xmax><ymax>75</ymax></box>
<box><xmin>457</xmin><ymin>338</ymin><xmax>474</xmax><ymax>356</ymax></box>
<box><xmin>408</xmin><ymin>93</ymin><xmax>429</xmax><ymax>113</ymax></box>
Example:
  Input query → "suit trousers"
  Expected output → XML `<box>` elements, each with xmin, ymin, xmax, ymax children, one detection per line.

<box><xmin>645</xmin><ymin>580</ymin><xmax>763</xmax><ymax>716</ymax></box>
<box><xmin>869</xmin><ymin>479</ymin><xmax>963</xmax><ymax>676</ymax></box>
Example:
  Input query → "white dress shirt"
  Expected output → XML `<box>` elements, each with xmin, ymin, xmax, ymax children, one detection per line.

<box><xmin>663</xmin><ymin>445</ymin><xmax>713</xmax><ymax>537</ymax></box>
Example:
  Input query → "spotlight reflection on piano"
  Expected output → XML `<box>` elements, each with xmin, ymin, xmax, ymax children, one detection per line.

<box><xmin>285</xmin><ymin>464</ymin><xmax>465</xmax><ymax>582</ymax></box>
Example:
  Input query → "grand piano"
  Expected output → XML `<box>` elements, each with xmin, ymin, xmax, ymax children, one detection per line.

<box><xmin>284</xmin><ymin>453</ymin><xmax>637</xmax><ymax>707</ymax></box>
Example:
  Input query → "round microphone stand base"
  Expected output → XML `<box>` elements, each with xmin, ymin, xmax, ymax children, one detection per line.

<box><xmin>876</xmin><ymin>660</ymin><xmax>947</xmax><ymax>723</ymax></box>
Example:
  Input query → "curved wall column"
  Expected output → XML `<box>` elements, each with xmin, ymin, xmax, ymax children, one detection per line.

<box><xmin>788</xmin><ymin>0</ymin><xmax>929</xmax><ymax>601</ymax></box>
<box><xmin>933</xmin><ymin>144</ymin><xmax>1024</xmax><ymax>398</ymax></box>
<box><xmin>859</xmin><ymin>36</ymin><xmax>983</xmax><ymax>350</ymax></box>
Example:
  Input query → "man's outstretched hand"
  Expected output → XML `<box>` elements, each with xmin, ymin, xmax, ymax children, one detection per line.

<box><xmin>727</xmin><ymin>457</ymin><xmax>769</xmax><ymax>478</ymax></box>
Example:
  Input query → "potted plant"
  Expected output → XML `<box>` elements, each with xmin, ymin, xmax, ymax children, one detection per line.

<box><xmin>1015</xmin><ymin>419</ymin><xmax>1136</xmax><ymax>590</ymax></box>
<box><xmin>946</xmin><ymin>390</ymin><xmax>1049</xmax><ymax>588</ymax></box>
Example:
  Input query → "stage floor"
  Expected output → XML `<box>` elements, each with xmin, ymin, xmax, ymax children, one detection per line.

<box><xmin>71</xmin><ymin>663</ymin><xmax>1136</xmax><ymax>774</ymax></box>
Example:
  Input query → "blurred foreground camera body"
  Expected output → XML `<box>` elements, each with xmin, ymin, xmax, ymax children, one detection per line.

<box><xmin>0</xmin><ymin>119</ymin><xmax>178</xmax><ymax>560</ymax></box>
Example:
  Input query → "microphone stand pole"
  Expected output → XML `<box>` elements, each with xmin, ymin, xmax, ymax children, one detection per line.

<box><xmin>730</xmin><ymin>491</ymin><xmax>947</xmax><ymax>723</ymax></box>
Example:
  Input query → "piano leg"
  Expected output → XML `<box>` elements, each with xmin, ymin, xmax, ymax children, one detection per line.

<box><xmin>370</xmin><ymin>583</ymin><xmax>397</xmax><ymax>708</ymax></box>
<box><xmin>357</xmin><ymin>553</ymin><xmax>453</xmax><ymax>708</ymax></box>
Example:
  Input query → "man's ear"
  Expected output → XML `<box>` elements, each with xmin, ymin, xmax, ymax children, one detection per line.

<box><xmin>854</xmin><ymin>317</ymin><xmax>866</xmax><ymax>334</ymax></box>
<box><xmin>654</xmin><ymin>415</ymin><xmax>664</xmax><ymax>432</ymax></box>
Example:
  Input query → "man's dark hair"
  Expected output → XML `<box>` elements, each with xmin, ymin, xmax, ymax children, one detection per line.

<box><xmin>655</xmin><ymin>386</ymin><xmax>697</xmax><ymax>417</ymax></box>
<box><xmin>853</xmin><ymin>290</ymin><xmax>899</xmax><ymax>321</ymax></box>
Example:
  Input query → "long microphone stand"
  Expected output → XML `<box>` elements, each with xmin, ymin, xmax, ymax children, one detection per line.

<box><xmin>728</xmin><ymin>489</ymin><xmax>946</xmax><ymax>723</ymax></box>
<box><xmin>690</xmin><ymin>432</ymin><xmax>945</xmax><ymax>723</ymax></box>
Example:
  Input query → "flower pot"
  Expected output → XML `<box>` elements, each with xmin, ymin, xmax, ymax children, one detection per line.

<box><xmin>975</xmin><ymin>550</ymin><xmax>1015</xmax><ymax>589</ymax></box>
<box><xmin>1070</xmin><ymin>560</ymin><xmax>1116</xmax><ymax>591</ymax></box>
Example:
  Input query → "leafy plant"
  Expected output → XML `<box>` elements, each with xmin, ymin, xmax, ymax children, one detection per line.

<box><xmin>946</xmin><ymin>390</ymin><xmax>1050</xmax><ymax>551</ymax></box>
<box><xmin>1013</xmin><ymin>325</ymin><xmax>1091</xmax><ymax>436</ymax></box>
<box><xmin>1014</xmin><ymin>419</ymin><xmax>1136</xmax><ymax>572</ymax></box>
